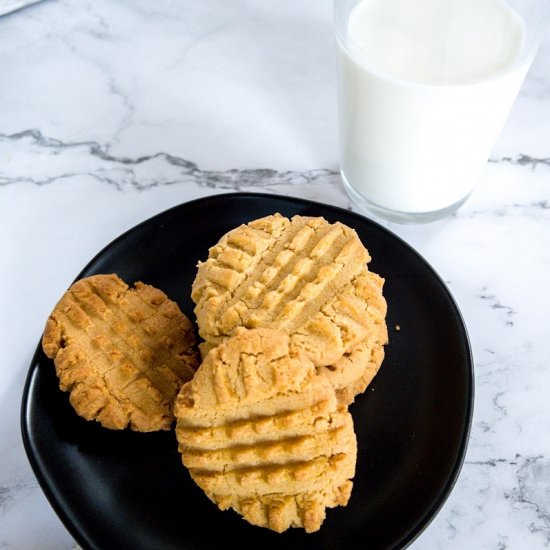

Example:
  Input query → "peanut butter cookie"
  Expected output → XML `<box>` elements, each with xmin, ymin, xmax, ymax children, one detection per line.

<box><xmin>42</xmin><ymin>274</ymin><xmax>199</xmax><ymax>431</ymax></box>
<box><xmin>192</xmin><ymin>213</ymin><xmax>388</xmax><ymax>401</ymax></box>
<box><xmin>175</xmin><ymin>328</ymin><xmax>357</xmax><ymax>533</ymax></box>
<box><xmin>319</xmin><ymin>270</ymin><xmax>388</xmax><ymax>404</ymax></box>
<box><xmin>192</xmin><ymin>214</ymin><xmax>385</xmax><ymax>366</ymax></box>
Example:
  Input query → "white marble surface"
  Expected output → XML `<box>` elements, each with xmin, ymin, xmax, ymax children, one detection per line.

<box><xmin>1</xmin><ymin>0</ymin><xmax>550</xmax><ymax>548</ymax></box>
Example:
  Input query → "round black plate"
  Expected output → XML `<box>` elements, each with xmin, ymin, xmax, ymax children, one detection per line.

<box><xmin>21</xmin><ymin>193</ymin><xmax>473</xmax><ymax>550</ymax></box>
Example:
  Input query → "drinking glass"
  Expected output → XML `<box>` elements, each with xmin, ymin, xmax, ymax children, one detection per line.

<box><xmin>335</xmin><ymin>0</ymin><xmax>550</xmax><ymax>223</ymax></box>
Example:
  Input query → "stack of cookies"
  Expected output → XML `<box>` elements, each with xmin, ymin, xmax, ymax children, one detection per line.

<box><xmin>41</xmin><ymin>213</ymin><xmax>387</xmax><ymax>534</ymax></box>
<box><xmin>176</xmin><ymin>214</ymin><xmax>388</xmax><ymax>532</ymax></box>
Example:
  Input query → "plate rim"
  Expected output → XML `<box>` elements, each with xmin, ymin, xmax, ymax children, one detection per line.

<box><xmin>21</xmin><ymin>192</ymin><xmax>474</xmax><ymax>550</ymax></box>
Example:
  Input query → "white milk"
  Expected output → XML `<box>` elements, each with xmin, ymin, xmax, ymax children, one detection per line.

<box><xmin>336</xmin><ymin>0</ymin><xmax>527</xmax><ymax>215</ymax></box>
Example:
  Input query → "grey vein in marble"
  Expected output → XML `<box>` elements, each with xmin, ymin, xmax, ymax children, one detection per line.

<box><xmin>55</xmin><ymin>30</ymin><xmax>136</xmax><ymax>153</ymax></box>
<box><xmin>0</xmin><ymin>129</ymin><xmax>340</xmax><ymax>190</ymax></box>
<box><xmin>0</xmin><ymin>479</ymin><xmax>37</xmax><ymax>515</ymax></box>
<box><xmin>3</xmin><ymin>129</ymin><xmax>550</xmax><ymax>195</ymax></box>
<box><xmin>462</xmin><ymin>455</ymin><xmax>550</xmax><ymax>546</ymax></box>
<box><xmin>507</xmin><ymin>455</ymin><xmax>550</xmax><ymax>545</ymax></box>
<box><xmin>478</xmin><ymin>288</ymin><xmax>516</xmax><ymax>326</ymax></box>
<box><xmin>491</xmin><ymin>154</ymin><xmax>550</xmax><ymax>169</ymax></box>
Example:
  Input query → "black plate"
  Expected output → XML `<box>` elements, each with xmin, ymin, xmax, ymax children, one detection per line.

<box><xmin>21</xmin><ymin>193</ymin><xmax>473</xmax><ymax>550</ymax></box>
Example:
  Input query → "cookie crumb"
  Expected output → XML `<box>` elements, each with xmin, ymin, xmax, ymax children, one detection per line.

<box><xmin>395</xmin><ymin>325</ymin><xmax>401</xmax><ymax>331</ymax></box>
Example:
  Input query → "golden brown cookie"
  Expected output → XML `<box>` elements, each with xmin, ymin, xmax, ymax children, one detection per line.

<box><xmin>319</xmin><ymin>270</ymin><xmax>388</xmax><ymax>404</ymax></box>
<box><xmin>192</xmin><ymin>213</ymin><xmax>388</xmax><ymax>404</ymax></box>
<box><xmin>42</xmin><ymin>274</ymin><xmax>199</xmax><ymax>431</ymax></box>
<box><xmin>175</xmin><ymin>328</ymin><xmax>357</xmax><ymax>533</ymax></box>
<box><xmin>191</xmin><ymin>213</ymin><xmax>383</xmax><ymax>369</ymax></box>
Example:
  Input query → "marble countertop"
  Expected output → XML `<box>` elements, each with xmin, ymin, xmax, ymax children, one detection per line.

<box><xmin>1</xmin><ymin>0</ymin><xmax>550</xmax><ymax>548</ymax></box>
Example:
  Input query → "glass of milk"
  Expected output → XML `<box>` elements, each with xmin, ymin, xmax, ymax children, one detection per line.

<box><xmin>335</xmin><ymin>0</ymin><xmax>550</xmax><ymax>223</ymax></box>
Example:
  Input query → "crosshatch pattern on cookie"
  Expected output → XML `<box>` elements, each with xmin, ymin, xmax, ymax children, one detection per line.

<box><xmin>192</xmin><ymin>214</ymin><xmax>386</xmax><ymax>368</ymax></box>
<box><xmin>175</xmin><ymin>328</ymin><xmax>357</xmax><ymax>533</ymax></box>
<box><xmin>42</xmin><ymin>274</ymin><xmax>199</xmax><ymax>431</ymax></box>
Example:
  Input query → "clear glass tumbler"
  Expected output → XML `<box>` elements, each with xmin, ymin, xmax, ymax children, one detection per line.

<box><xmin>335</xmin><ymin>0</ymin><xmax>550</xmax><ymax>223</ymax></box>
